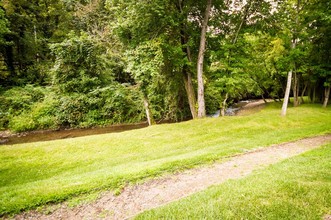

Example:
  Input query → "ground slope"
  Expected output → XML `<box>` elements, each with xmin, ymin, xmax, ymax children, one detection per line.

<box><xmin>13</xmin><ymin>134</ymin><xmax>331</xmax><ymax>220</ymax></box>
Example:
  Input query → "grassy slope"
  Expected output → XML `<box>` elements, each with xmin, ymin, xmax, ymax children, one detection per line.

<box><xmin>0</xmin><ymin>103</ymin><xmax>331</xmax><ymax>215</ymax></box>
<box><xmin>137</xmin><ymin>143</ymin><xmax>331</xmax><ymax>220</ymax></box>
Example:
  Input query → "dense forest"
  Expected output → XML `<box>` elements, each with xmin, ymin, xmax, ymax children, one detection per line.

<box><xmin>0</xmin><ymin>0</ymin><xmax>330</xmax><ymax>132</ymax></box>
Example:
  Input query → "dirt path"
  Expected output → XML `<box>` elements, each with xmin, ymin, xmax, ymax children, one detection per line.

<box><xmin>14</xmin><ymin>134</ymin><xmax>331</xmax><ymax>220</ymax></box>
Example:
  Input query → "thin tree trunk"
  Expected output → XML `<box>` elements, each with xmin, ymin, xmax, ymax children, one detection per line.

<box><xmin>281</xmin><ymin>0</ymin><xmax>300</xmax><ymax>116</ymax></box>
<box><xmin>197</xmin><ymin>0</ymin><xmax>212</xmax><ymax>118</ymax></box>
<box><xmin>143</xmin><ymin>96</ymin><xmax>155</xmax><ymax>126</ymax></box>
<box><xmin>312</xmin><ymin>86</ymin><xmax>316</xmax><ymax>103</ymax></box>
<box><xmin>281</xmin><ymin>69</ymin><xmax>293</xmax><ymax>116</ymax></box>
<box><xmin>233</xmin><ymin>0</ymin><xmax>251</xmax><ymax>45</ymax></box>
<box><xmin>34</xmin><ymin>25</ymin><xmax>40</xmax><ymax>63</ymax></box>
<box><xmin>183</xmin><ymin>73</ymin><xmax>197</xmax><ymax>119</ymax></box>
<box><xmin>307</xmin><ymin>85</ymin><xmax>312</xmax><ymax>102</ymax></box>
<box><xmin>292</xmin><ymin>72</ymin><xmax>299</xmax><ymax>107</ymax></box>
<box><xmin>221</xmin><ymin>93</ymin><xmax>228</xmax><ymax>117</ymax></box>
<box><xmin>300</xmin><ymin>82</ymin><xmax>308</xmax><ymax>104</ymax></box>
<box><xmin>178</xmin><ymin>0</ymin><xmax>198</xmax><ymax>119</ymax></box>
<box><xmin>185</xmin><ymin>46</ymin><xmax>197</xmax><ymax>119</ymax></box>
<box><xmin>323</xmin><ymin>86</ymin><xmax>330</xmax><ymax>108</ymax></box>
<box><xmin>262</xmin><ymin>94</ymin><xmax>267</xmax><ymax>103</ymax></box>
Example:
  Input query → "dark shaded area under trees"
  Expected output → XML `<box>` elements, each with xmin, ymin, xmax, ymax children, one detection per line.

<box><xmin>0</xmin><ymin>0</ymin><xmax>330</xmax><ymax>132</ymax></box>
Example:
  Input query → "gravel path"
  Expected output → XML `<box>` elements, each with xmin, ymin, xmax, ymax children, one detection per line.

<box><xmin>14</xmin><ymin>134</ymin><xmax>331</xmax><ymax>220</ymax></box>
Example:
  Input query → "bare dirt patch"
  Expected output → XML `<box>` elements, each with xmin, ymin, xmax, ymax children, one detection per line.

<box><xmin>11</xmin><ymin>134</ymin><xmax>331</xmax><ymax>220</ymax></box>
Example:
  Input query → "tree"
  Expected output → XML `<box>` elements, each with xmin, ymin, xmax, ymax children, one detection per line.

<box><xmin>0</xmin><ymin>6</ymin><xmax>12</xmax><ymax>85</ymax></box>
<box><xmin>50</xmin><ymin>31</ymin><xmax>111</xmax><ymax>93</ymax></box>
<box><xmin>281</xmin><ymin>0</ymin><xmax>301</xmax><ymax>116</ymax></box>
<box><xmin>1</xmin><ymin>0</ymin><xmax>71</xmax><ymax>86</ymax></box>
<box><xmin>305</xmin><ymin>0</ymin><xmax>331</xmax><ymax>107</ymax></box>
<box><xmin>205</xmin><ymin>0</ymin><xmax>276</xmax><ymax>114</ymax></box>
<box><xmin>106</xmin><ymin>0</ymin><xmax>205</xmax><ymax>121</ymax></box>
<box><xmin>197</xmin><ymin>0</ymin><xmax>212</xmax><ymax>118</ymax></box>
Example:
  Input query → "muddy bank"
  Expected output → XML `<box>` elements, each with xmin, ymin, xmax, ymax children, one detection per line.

<box><xmin>0</xmin><ymin>122</ymin><xmax>148</xmax><ymax>145</ymax></box>
<box><xmin>0</xmin><ymin>99</ymin><xmax>269</xmax><ymax>146</ymax></box>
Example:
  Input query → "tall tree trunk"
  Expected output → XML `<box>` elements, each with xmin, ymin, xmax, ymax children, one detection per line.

<box><xmin>262</xmin><ymin>93</ymin><xmax>267</xmax><ymax>103</ymax></box>
<box><xmin>323</xmin><ymin>86</ymin><xmax>330</xmax><ymax>108</ymax></box>
<box><xmin>178</xmin><ymin>0</ymin><xmax>198</xmax><ymax>119</ymax></box>
<box><xmin>233</xmin><ymin>0</ymin><xmax>251</xmax><ymax>45</ymax></box>
<box><xmin>281</xmin><ymin>40</ymin><xmax>297</xmax><ymax>116</ymax></box>
<box><xmin>221</xmin><ymin>93</ymin><xmax>228</xmax><ymax>117</ymax></box>
<box><xmin>281</xmin><ymin>69</ymin><xmax>293</xmax><ymax>116</ymax></box>
<box><xmin>292</xmin><ymin>72</ymin><xmax>300</xmax><ymax>107</ymax></box>
<box><xmin>183</xmin><ymin>73</ymin><xmax>197</xmax><ymax>119</ymax></box>
<box><xmin>300</xmin><ymin>82</ymin><xmax>308</xmax><ymax>104</ymax></box>
<box><xmin>185</xmin><ymin>40</ymin><xmax>198</xmax><ymax>119</ymax></box>
<box><xmin>143</xmin><ymin>95</ymin><xmax>155</xmax><ymax>126</ymax></box>
<box><xmin>312</xmin><ymin>86</ymin><xmax>316</xmax><ymax>103</ymax></box>
<box><xmin>281</xmin><ymin>0</ymin><xmax>300</xmax><ymax>116</ymax></box>
<box><xmin>197</xmin><ymin>0</ymin><xmax>212</xmax><ymax>118</ymax></box>
<box><xmin>307</xmin><ymin>85</ymin><xmax>312</xmax><ymax>102</ymax></box>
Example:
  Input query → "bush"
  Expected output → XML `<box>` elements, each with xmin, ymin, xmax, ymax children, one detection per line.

<box><xmin>97</xmin><ymin>85</ymin><xmax>145</xmax><ymax>124</ymax></box>
<box><xmin>1</xmin><ymin>87</ymin><xmax>59</xmax><ymax>132</ymax></box>
<box><xmin>0</xmin><ymin>113</ymin><xmax>9</xmax><ymax>130</ymax></box>
<box><xmin>56</xmin><ymin>94</ymin><xmax>89</xmax><ymax>127</ymax></box>
<box><xmin>9</xmin><ymin>113</ymin><xmax>37</xmax><ymax>132</ymax></box>
<box><xmin>1</xmin><ymin>85</ymin><xmax>45</xmax><ymax>115</ymax></box>
<box><xmin>8</xmin><ymin>94</ymin><xmax>59</xmax><ymax>132</ymax></box>
<box><xmin>1</xmin><ymin>83</ymin><xmax>146</xmax><ymax>132</ymax></box>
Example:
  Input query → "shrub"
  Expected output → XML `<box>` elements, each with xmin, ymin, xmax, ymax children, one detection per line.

<box><xmin>56</xmin><ymin>94</ymin><xmax>89</xmax><ymax>127</ymax></box>
<box><xmin>9</xmin><ymin>113</ymin><xmax>37</xmax><ymax>132</ymax></box>
<box><xmin>1</xmin><ymin>85</ymin><xmax>45</xmax><ymax>115</ymax></box>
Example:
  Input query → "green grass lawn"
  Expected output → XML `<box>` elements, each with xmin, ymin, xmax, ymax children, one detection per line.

<box><xmin>1</xmin><ymin>103</ymin><xmax>331</xmax><ymax>216</ymax></box>
<box><xmin>136</xmin><ymin>143</ymin><xmax>331</xmax><ymax>220</ymax></box>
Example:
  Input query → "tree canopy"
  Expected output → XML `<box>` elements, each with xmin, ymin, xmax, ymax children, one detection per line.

<box><xmin>0</xmin><ymin>0</ymin><xmax>330</xmax><ymax>132</ymax></box>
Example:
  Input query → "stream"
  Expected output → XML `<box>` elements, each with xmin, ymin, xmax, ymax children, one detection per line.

<box><xmin>0</xmin><ymin>123</ymin><xmax>148</xmax><ymax>145</ymax></box>
<box><xmin>0</xmin><ymin>100</ymin><xmax>259</xmax><ymax>146</ymax></box>
<box><xmin>208</xmin><ymin>100</ymin><xmax>250</xmax><ymax>117</ymax></box>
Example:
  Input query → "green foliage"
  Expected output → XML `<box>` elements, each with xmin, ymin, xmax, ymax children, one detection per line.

<box><xmin>0</xmin><ymin>7</ymin><xmax>10</xmax><ymax>46</ymax></box>
<box><xmin>50</xmin><ymin>31</ymin><xmax>112</xmax><ymax>93</ymax></box>
<box><xmin>55</xmin><ymin>85</ymin><xmax>145</xmax><ymax>127</ymax></box>
<box><xmin>0</xmin><ymin>85</ymin><xmax>45</xmax><ymax>115</ymax></box>
<box><xmin>0</xmin><ymin>0</ymin><xmax>330</xmax><ymax>132</ymax></box>
<box><xmin>56</xmin><ymin>94</ymin><xmax>89</xmax><ymax>126</ymax></box>
<box><xmin>5</xmin><ymin>88</ymin><xmax>59</xmax><ymax>132</ymax></box>
<box><xmin>0</xmin><ymin>84</ymin><xmax>145</xmax><ymax>132</ymax></box>
<box><xmin>8</xmin><ymin>113</ymin><xmax>37</xmax><ymax>133</ymax></box>
<box><xmin>1</xmin><ymin>0</ymin><xmax>71</xmax><ymax>86</ymax></box>
<box><xmin>305</xmin><ymin>0</ymin><xmax>331</xmax><ymax>87</ymax></box>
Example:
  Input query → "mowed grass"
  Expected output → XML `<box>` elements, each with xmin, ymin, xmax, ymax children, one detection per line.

<box><xmin>137</xmin><ymin>143</ymin><xmax>331</xmax><ymax>220</ymax></box>
<box><xmin>0</xmin><ymin>103</ymin><xmax>331</xmax><ymax>215</ymax></box>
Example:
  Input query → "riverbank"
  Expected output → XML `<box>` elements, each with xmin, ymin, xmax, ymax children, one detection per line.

<box><xmin>1</xmin><ymin>103</ymin><xmax>330</xmax><ymax>216</ymax></box>
<box><xmin>12</xmin><ymin>135</ymin><xmax>331</xmax><ymax>219</ymax></box>
<box><xmin>0</xmin><ymin>122</ymin><xmax>148</xmax><ymax>145</ymax></box>
<box><xmin>0</xmin><ymin>99</ymin><xmax>268</xmax><ymax>145</ymax></box>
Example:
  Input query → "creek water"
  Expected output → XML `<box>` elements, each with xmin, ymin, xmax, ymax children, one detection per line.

<box><xmin>0</xmin><ymin>123</ymin><xmax>148</xmax><ymax>145</ymax></box>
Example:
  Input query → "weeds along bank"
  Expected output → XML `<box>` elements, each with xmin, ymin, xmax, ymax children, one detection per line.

<box><xmin>1</xmin><ymin>84</ymin><xmax>329</xmax><ymax>133</ymax></box>
<box><xmin>0</xmin><ymin>85</ymin><xmax>151</xmax><ymax>132</ymax></box>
